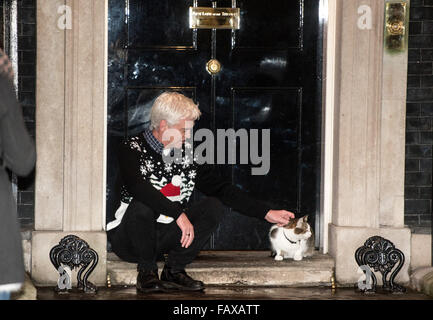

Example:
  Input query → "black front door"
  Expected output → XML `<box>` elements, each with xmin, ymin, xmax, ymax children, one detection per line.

<box><xmin>107</xmin><ymin>0</ymin><xmax>323</xmax><ymax>250</ymax></box>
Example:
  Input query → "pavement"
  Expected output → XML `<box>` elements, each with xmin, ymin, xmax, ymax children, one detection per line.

<box><xmin>36</xmin><ymin>285</ymin><xmax>432</xmax><ymax>300</ymax></box>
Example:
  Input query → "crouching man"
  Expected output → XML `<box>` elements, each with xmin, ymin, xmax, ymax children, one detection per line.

<box><xmin>107</xmin><ymin>92</ymin><xmax>294</xmax><ymax>293</ymax></box>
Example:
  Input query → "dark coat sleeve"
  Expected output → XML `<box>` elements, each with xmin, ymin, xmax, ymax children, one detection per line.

<box><xmin>0</xmin><ymin>72</ymin><xmax>36</xmax><ymax>177</ymax></box>
<box><xmin>0</xmin><ymin>58</ymin><xmax>32</xmax><ymax>287</ymax></box>
<box><xmin>117</xmin><ymin>141</ymin><xmax>184</xmax><ymax>220</ymax></box>
<box><xmin>195</xmin><ymin>164</ymin><xmax>272</xmax><ymax>219</ymax></box>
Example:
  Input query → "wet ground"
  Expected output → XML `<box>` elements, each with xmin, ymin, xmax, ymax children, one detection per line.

<box><xmin>37</xmin><ymin>285</ymin><xmax>432</xmax><ymax>300</ymax></box>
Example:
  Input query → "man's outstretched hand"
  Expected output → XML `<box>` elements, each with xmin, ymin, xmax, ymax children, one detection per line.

<box><xmin>265</xmin><ymin>210</ymin><xmax>295</xmax><ymax>227</ymax></box>
<box><xmin>176</xmin><ymin>213</ymin><xmax>195</xmax><ymax>248</ymax></box>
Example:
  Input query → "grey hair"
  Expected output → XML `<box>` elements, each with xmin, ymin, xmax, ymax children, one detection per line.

<box><xmin>149</xmin><ymin>92</ymin><xmax>201</xmax><ymax>130</ymax></box>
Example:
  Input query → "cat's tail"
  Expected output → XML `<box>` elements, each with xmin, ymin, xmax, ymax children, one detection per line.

<box><xmin>268</xmin><ymin>225</ymin><xmax>279</xmax><ymax>257</ymax></box>
<box><xmin>304</xmin><ymin>230</ymin><xmax>316</xmax><ymax>257</ymax></box>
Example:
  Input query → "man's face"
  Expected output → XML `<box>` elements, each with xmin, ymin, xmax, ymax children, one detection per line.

<box><xmin>161</xmin><ymin>118</ymin><xmax>195</xmax><ymax>149</ymax></box>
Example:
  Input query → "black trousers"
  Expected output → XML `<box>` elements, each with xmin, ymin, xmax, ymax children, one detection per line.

<box><xmin>107</xmin><ymin>197</ymin><xmax>225</xmax><ymax>272</ymax></box>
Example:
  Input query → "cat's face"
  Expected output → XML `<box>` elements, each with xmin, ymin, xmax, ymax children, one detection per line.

<box><xmin>283</xmin><ymin>215</ymin><xmax>312</xmax><ymax>240</ymax></box>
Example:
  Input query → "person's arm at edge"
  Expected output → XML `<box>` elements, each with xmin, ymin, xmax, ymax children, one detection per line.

<box><xmin>0</xmin><ymin>72</ymin><xmax>35</xmax><ymax>176</ymax></box>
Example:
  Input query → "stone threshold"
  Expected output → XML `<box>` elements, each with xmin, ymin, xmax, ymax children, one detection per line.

<box><xmin>108</xmin><ymin>251</ymin><xmax>335</xmax><ymax>287</ymax></box>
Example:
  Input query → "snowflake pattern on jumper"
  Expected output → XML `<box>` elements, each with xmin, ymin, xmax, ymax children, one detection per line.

<box><xmin>164</xmin><ymin>163</ymin><xmax>173</xmax><ymax>173</ymax></box>
<box><xmin>181</xmin><ymin>156</ymin><xmax>192</xmax><ymax>169</ymax></box>
<box><xmin>129</xmin><ymin>138</ymin><xmax>144</xmax><ymax>153</ymax></box>
<box><xmin>144</xmin><ymin>160</ymin><xmax>155</xmax><ymax>172</ymax></box>
<box><xmin>120</xmin><ymin>133</ymin><xmax>197</xmax><ymax>207</ymax></box>
<box><xmin>140</xmin><ymin>165</ymin><xmax>147</xmax><ymax>176</ymax></box>
<box><xmin>188</xmin><ymin>170</ymin><xmax>197</xmax><ymax>180</ymax></box>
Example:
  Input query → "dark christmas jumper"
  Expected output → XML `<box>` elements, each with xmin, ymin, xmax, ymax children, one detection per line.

<box><xmin>107</xmin><ymin>130</ymin><xmax>272</xmax><ymax>231</ymax></box>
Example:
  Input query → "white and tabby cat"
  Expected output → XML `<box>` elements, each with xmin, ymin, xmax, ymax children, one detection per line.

<box><xmin>269</xmin><ymin>215</ymin><xmax>315</xmax><ymax>261</ymax></box>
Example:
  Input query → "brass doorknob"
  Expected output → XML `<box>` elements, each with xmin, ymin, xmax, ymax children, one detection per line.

<box><xmin>206</xmin><ymin>59</ymin><xmax>221</xmax><ymax>75</ymax></box>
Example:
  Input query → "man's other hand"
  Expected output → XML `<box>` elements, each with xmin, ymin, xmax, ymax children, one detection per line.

<box><xmin>265</xmin><ymin>210</ymin><xmax>295</xmax><ymax>227</ymax></box>
<box><xmin>176</xmin><ymin>213</ymin><xmax>195</xmax><ymax>248</ymax></box>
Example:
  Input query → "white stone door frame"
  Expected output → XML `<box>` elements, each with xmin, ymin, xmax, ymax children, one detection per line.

<box><xmin>324</xmin><ymin>0</ymin><xmax>411</xmax><ymax>284</ymax></box>
<box><xmin>32</xmin><ymin>0</ymin><xmax>412</xmax><ymax>285</ymax></box>
<box><xmin>33</xmin><ymin>0</ymin><xmax>108</xmax><ymax>286</ymax></box>
<box><xmin>319</xmin><ymin>0</ymin><xmax>336</xmax><ymax>254</ymax></box>
<box><xmin>32</xmin><ymin>0</ymin><xmax>335</xmax><ymax>285</ymax></box>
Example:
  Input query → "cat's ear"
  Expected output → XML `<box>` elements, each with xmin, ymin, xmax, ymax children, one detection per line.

<box><xmin>303</xmin><ymin>215</ymin><xmax>309</xmax><ymax>222</ymax></box>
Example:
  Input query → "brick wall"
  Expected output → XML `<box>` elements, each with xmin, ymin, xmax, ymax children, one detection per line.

<box><xmin>406</xmin><ymin>0</ymin><xmax>433</xmax><ymax>231</ymax></box>
<box><xmin>16</xmin><ymin>0</ymin><xmax>36</xmax><ymax>227</ymax></box>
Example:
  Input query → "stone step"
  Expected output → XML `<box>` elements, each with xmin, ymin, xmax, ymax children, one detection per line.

<box><xmin>107</xmin><ymin>251</ymin><xmax>335</xmax><ymax>287</ymax></box>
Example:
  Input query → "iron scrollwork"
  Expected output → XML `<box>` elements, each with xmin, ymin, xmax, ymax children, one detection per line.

<box><xmin>355</xmin><ymin>236</ymin><xmax>406</xmax><ymax>294</ymax></box>
<box><xmin>50</xmin><ymin>235</ymin><xmax>99</xmax><ymax>293</ymax></box>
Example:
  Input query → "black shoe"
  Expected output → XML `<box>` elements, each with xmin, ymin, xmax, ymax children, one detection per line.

<box><xmin>136</xmin><ymin>269</ymin><xmax>168</xmax><ymax>293</ymax></box>
<box><xmin>160</xmin><ymin>266</ymin><xmax>205</xmax><ymax>291</ymax></box>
